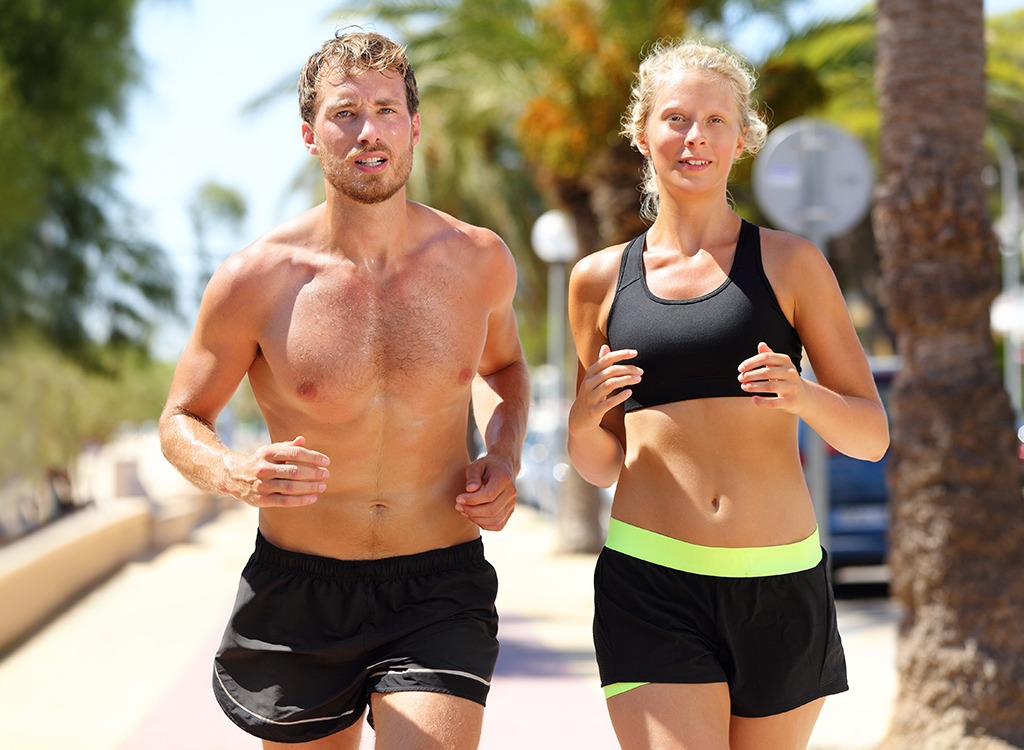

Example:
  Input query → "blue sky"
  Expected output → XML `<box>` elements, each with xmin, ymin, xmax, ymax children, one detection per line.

<box><xmin>116</xmin><ymin>0</ymin><xmax>1024</xmax><ymax>357</ymax></box>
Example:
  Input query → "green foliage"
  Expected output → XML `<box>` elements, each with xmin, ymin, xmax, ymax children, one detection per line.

<box><xmin>0</xmin><ymin>335</ymin><xmax>175</xmax><ymax>485</ymax></box>
<box><xmin>0</xmin><ymin>0</ymin><xmax>176</xmax><ymax>358</ymax></box>
<box><xmin>987</xmin><ymin>10</ymin><xmax>1024</xmax><ymax>156</ymax></box>
<box><xmin>758</xmin><ymin>6</ymin><xmax>1024</xmax><ymax>168</ymax></box>
<box><xmin>188</xmin><ymin>181</ymin><xmax>248</xmax><ymax>309</ymax></box>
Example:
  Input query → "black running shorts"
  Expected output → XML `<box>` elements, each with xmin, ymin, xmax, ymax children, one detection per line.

<box><xmin>213</xmin><ymin>532</ymin><xmax>499</xmax><ymax>743</ymax></box>
<box><xmin>594</xmin><ymin>521</ymin><xmax>848</xmax><ymax>717</ymax></box>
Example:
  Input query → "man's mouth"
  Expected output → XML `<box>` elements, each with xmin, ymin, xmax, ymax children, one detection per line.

<box><xmin>355</xmin><ymin>156</ymin><xmax>387</xmax><ymax>166</ymax></box>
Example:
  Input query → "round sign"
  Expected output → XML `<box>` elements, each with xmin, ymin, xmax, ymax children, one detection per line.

<box><xmin>752</xmin><ymin>118</ymin><xmax>874</xmax><ymax>240</ymax></box>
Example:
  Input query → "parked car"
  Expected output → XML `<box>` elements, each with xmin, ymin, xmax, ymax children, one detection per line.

<box><xmin>801</xmin><ymin>356</ymin><xmax>897</xmax><ymax>570</ymax></box>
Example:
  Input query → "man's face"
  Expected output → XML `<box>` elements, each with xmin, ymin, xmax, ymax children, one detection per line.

<box><xmin>303</xmin><ymin>68</ymin><xmax>420</xmax><ymax>204</ymax></box>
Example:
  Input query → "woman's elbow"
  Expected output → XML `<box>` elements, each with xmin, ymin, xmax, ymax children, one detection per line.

<box><xmin>863</xmin><ymin>420</ymin><xmax>891</xmax><ymax>463</ymax></box>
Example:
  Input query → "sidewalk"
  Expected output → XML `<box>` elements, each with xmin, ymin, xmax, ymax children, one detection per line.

<box><xmin>0</xmin><ymin>502</ymin><xmax>897</xmax><ymax>749</ymax></box>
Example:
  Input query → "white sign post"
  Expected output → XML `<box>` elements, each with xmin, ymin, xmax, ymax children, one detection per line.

<box><xmin>752</xmin><ymin>118</ymin><xmax>874</xmax><ymax>553</ymax></box>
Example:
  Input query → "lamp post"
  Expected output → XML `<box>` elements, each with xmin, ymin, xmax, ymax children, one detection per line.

<box><xmin>530</xmin><ymin>209</ymin><xmax>579</xmax><ymax>509</ymax></box>
<box><xmin>531</xmin><ymin>210</ymin><xmax>579</xmax><ymax>388</ymax></box>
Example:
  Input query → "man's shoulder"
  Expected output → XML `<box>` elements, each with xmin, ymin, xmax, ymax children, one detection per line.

<box><xmin>408</xmin><ymin>204</ymin><xmax>512</xmax><ymax>275</ymax></box>
<box><xmin>412</xmin><ymin>202</ymin><xmax>505</xmax><ymax>249</ymax></box>
<box><xmin>223</xmin><ymin>207</ymin><xmax>324</xmax><ymax>274</ymax></box>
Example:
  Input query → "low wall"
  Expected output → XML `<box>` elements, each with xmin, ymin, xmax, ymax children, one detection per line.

<box><xmin>0</xmin><ymin>498</ymin><xmax>151</xmax><ymax>654</ymax></box>
<box><xmin>0</xmin><ymin>430</ymin><xmax>225</xmax><ymax>656</ymax></box>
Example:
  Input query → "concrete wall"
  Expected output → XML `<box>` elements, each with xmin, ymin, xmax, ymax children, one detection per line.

<box><xmin>0</xmin><ymin>430</ymin><xmax>222</xmax><ymax>655</ymax></box>
<box><xmin>0</xmin><ymin>499</ymin><xmax>151</xmax><ymax>654</ymax></box>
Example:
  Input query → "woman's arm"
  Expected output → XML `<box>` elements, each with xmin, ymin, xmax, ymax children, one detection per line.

<box><xmin>745</xmin><ymin>229</ymin><xmax>890</xmax><ymax>462</ymax></box>
<box><xmin>566</xmin><ymin>247</ymin><xmax>641</xmax><ymax>487</ymax></box>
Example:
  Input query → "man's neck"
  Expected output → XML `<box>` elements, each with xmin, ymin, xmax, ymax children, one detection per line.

<box><xmin>321</xmin><ymin>189</ymin><xmax>415</xmax><ymax>264</ymax></box>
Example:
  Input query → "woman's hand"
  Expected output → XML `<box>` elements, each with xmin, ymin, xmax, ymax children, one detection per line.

<box><xmin>569</xmin><ymin>344</ymin><xmax>643</xmax><ymax>434</ymax></box>
<box><xmin>738</xmin><ymin>342</ymin><xmax>806</xmax><ymax>413</ymax></box>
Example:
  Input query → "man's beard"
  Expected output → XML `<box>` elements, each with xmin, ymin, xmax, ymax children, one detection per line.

<box><xmin>320</xmin><ymin>142</ymin><xmax>415</xmax><ymax>205</ymax></box>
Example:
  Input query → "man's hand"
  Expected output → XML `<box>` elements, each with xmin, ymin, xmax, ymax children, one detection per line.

<box><xmin>455</xmin><ymin>454</ymin><xmax>517</xmax><ymax>531</ymax></box>
<box><xmin>225</xmin><ymin>435</ymin><xmax>331</xmax><ymax>508</ymax></box>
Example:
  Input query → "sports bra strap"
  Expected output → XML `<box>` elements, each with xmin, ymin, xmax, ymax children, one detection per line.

<box><xmin>615</xmin><ymin>233</ymin><xmax>647</xmax><ymax>293</ymax></box>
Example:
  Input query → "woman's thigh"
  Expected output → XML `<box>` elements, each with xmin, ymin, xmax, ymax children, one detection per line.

<box><xmin>729</xmin><ymin>697</ymin><xmax>825</xmax><ymax>750</ymax></box>
<box><xmin>606</xmin><ymin>682</ymin><xmax>732</xmax><ymax>750</ymax></box>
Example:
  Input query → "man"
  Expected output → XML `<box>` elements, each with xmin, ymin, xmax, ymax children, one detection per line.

<box><xmin>159</xmin><ymin>30</ymin><xmax>529</xmax><ymax>750</ymax></box>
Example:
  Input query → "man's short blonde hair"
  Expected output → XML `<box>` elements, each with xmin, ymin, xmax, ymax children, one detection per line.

<box><xmin>298</xmin><ymin>30</ymin><xmax>419</xmax><ymax>125</ymax></box>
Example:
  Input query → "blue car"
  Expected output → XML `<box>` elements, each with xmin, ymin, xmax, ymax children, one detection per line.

<box><xmin>801</xmin><ymin>357</ymin><xmax>896</xmax><ymax>570</ymax></box>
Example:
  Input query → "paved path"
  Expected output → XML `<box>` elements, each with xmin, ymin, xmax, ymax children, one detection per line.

<box><xmin>0</xmin><ymin>503</ymin><xmax>898</xmax><ymax>749</ymax></box>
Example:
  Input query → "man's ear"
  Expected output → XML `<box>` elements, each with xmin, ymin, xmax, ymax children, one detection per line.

<box><xmin>301</xmin><ymin>122</ymin><xmax>318</xmax><ymax>155</ymax></box>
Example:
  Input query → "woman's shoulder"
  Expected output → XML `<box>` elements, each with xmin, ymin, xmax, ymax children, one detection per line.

<box><xmin>756</xmin><ymin>224</ymin><xmax>824</xmax><ymax>263</ymax></box>
<box><xmin>570</xmin><ymin>239</ymin><xmax>634</xmax><ymax>289</ymax></box>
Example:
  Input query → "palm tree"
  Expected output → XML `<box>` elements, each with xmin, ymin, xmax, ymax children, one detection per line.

<box><xmin>874</xmin><ymin>1</ymin><xmax>1024</xmax><ymax>747</ymax></box>
<box><xmin>756</xmin><ymin>5</ymin><xmax>1024</xmax><ymax>356</ymax></box>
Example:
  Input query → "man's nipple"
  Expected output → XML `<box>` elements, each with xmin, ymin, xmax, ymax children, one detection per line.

<box><xmin>297</xmin><ymin>381</ymin><xmax>318</xmax><ymax>400</ymax></box>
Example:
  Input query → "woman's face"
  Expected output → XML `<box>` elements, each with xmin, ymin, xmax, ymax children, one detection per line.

<box><xmin>638</xmin><ymin>68</ymin><xmax>746</xmax><ymax>199</ymax></box>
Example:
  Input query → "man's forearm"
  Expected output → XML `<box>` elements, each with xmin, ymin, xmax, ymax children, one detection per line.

<box><xmin>472</xmin><ymin>359</ymin><xmax>530</xmax><ymax>473</ymax></box>
<box><xmin>159</xmin><ymin>409</ymin><xmax>239</xmax><ymax>498</ymax></box>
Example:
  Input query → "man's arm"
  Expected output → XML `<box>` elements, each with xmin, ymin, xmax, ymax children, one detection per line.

<box><xmin>456</xmin><ymin>239</ymin><xmax>530</xmax><ymax>531</ymax></box>
<box><xmin>159</xmin><ymin>253</ymin><xmax>329</xmax><ymax>507</ymax></box>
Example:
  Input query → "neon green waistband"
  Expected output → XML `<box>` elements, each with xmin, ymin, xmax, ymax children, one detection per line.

<box><xmin>605</xmin><ymin>518</ymin><xmax>821</xmax><ymax>578</ymax></box>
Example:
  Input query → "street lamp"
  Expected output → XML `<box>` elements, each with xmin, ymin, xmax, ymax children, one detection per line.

<box><xmin>532</xmin><ymin>209</ymin><xmax>605</xmax><ymax>552</ymax></box>
<box><xmin>531</xmin><ymin>209</ymin><xmax>579</xmax><ymax>495</ymax></box>
<box><xmin>531</xmin><ymin>209</ymin><xmax>579</xmax><ymax>379</ymax></box>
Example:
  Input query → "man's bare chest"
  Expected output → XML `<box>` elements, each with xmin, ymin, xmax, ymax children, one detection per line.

<box><xmin>254</xmin><ymin>270</ymin><xmax>487</xmax><ymax>403</ymax></box>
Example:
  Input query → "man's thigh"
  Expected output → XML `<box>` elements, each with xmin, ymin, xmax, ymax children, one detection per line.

<box><xmin>370</xmin><ymin>691</ymin><xmax>485</xmax><ymax>750</ymax></box>
<box><xmin>261</xmin><ymin>718</ymin><xmax>365</xmax><ymax>750</ymax></box>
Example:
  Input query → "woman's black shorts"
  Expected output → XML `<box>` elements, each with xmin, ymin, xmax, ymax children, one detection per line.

<box><xmin>213</xmin><ymin>532</ymin><xmax>499</xmax><ymax>743</ymax></box>
<box><xmin>594</xmin><ymin>520</ymin><xmax>848</xmax><ymax>717</ymax></box>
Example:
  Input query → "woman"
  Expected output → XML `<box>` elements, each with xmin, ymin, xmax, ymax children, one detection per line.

<box><xmin>567</xmin><ymin>39</ymin><xmax>889</xmax><ymax>750</ymax></box>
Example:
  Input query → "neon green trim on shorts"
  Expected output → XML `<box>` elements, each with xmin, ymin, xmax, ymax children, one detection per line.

<box><xmin>604</xmin><ymin>681</ymin><xmax>649</xmax><ymax>699</ymax></box>
<box><xmin>605</xmin><ymin>518</ymin><xmax>822</xmax><ymax>578</ymax></box>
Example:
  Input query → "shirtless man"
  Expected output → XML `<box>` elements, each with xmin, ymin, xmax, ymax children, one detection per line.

<box><xmin>158</xmin><ymin>31</ymin><xmax>529</xmax><ymax>750</ymax></box>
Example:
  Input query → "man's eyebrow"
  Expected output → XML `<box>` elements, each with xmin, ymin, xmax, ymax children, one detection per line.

<box><xmin>323</xmin><ymin>96</ymin><xmax>403</xmax><ymax>110</ymax></box>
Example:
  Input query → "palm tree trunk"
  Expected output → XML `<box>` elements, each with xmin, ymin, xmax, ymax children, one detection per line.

<box><xmin>874</xmin><ymin>1</ymin><xmax>1024</xmax><ymax>747</ymax></box>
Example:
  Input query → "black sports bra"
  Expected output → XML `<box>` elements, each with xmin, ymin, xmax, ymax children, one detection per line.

<box><xmin>605</xmin><ymin>220</ymin><xmax>803</xmax><ymax>412</ymax></box>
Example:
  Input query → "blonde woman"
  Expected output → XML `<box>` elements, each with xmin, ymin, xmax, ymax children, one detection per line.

<box><xmin>567</xmin><ymin>39</ymin><xmax>888</xmax><ymax>749</ymax></box>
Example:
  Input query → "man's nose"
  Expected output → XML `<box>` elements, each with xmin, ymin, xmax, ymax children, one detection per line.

<box><xmin>357</xmin><ymin>115</ymin><xmax>381</xmax><ymax>144</ymax></box>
